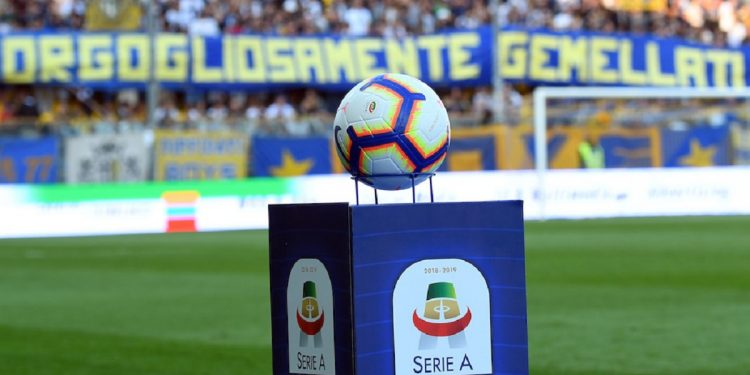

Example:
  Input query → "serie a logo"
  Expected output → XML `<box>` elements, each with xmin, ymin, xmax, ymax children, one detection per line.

<box><xmin>413</xmin><ymin>282</ymin><xmax>472</xmax><ymax>350</ymax></box>
<box><xmin>287</xmin><ymin>259</ymin><xmax>336</xmax><ymax>374</ymax></box>
<box><xmin>393</xmin><ymin>259</ymin><xmax>492</xmax><ymax>375</ymax></box>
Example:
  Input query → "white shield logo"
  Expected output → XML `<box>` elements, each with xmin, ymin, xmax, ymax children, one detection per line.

<box><xmin>287</xmin><ymin>259</ymin><xmax>336</xmax><ymax>374</ymax></box>
<box><xmin>393</xmin><ymin>259</ymin><xmax>492</xmax><ymax>374</ymax></box>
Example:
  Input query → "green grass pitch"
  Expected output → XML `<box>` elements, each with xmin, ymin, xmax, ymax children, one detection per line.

<box><xmin>1</xmin><ymin>216</ymin><xmax>748</xmax><ymax>375</ymax></box>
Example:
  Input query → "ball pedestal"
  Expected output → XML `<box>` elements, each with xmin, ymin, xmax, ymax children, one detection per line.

<box><xmin>268</xmin><ymin>200</ymin><xmax>529</xmax><ymax>375</ymax></box>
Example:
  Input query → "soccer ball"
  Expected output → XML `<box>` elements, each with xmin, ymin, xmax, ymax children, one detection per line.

<box><xmin>333</xmin><ymin>74</ymin><xmax>450</xmax><ymax>190</ymax></box>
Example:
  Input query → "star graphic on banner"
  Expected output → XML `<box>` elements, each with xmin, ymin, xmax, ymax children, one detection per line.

<box><xmin>679</xmin><ymin>139</ymin><xmax>716</xmax><ymax>167</ymax></box>
<box><xmin>270</xmin><ymin>149</ymin><xmax>313</xmax><ymax>177</ymax></box>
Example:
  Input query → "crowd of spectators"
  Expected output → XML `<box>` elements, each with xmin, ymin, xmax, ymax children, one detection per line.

<box><xmin>3</xmin><ymin>0</ymin><xmax>750</xmax><ymax>46</ymax></box>
<box><xmin>1</xmin><ymin>0</ymin><xmax>750</xmax><ymax>136</ymax></box>
<box><xmin>0</xmin><ymin>84</ymin><xmax>515</xmax><ymax>137</ymax></box>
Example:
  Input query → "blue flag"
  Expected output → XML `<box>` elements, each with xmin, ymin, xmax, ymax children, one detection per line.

<box><xmin>252</xmin><ymin>136</ymin><xmax>333</xmax><ymax>177</ymax></box>
<box><xmin>661</xmin><ymin>126</ymin><xmax>730</xmax><ymax>167</ymax></box>
<box><xmin>0</xmin><ymin>137</ymin><xmax>58</xmax><ymax>183</ymax></box>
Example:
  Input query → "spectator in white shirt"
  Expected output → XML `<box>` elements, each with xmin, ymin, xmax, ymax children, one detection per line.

<box><xmin>154</xmin><ymin>98</ymin><xmax>181</xmax><ymax>128</ymax></box>
<box><xmin>265</xmin><ymin>95</ymin><xmax>297</xmax><ymax>122</ymax></box>
<box><xmin>718</xmin><ymin>0</ymin><xmax>738</xmax><ymax>33</ymax></box>
<box><xmin>187</xmin><ymin>99</ymin><xmax>207</xmax><ymax>127</ymax></box>
<box><xmin>165</xmin><ymin>2</ymin><xmax>186</xmax><ymax>32</ymax></box>
<box><xmin>472</xmin><ymin>86</ymin><xmax>495</xmax><ymax>125</ymax></box>
<box><xmin>189</xmin><ymin>8</ymin><xmax>220</xmax><ymax>36</ymax></box>
<box><xmin>245</xmin><ymin>97</ymin><xmax>263</xmax><ymax>122</ymax></box>
<box><xmin>344</xmin><ymin>0</ymin><xmax>372</xmax><ymax>36</ymax></box>
<box><xmin>180</xmin><ymin>0</ymin><xmax>204</xmax><ymax>16</ymax></box>
<box><xmin>207</xmin><ymin>100</ymin><xmax>228</xmax><ymax>124</ymax></box>
<box><xmin>727</xmin><ymin>22</ymin><xmax>747</xmax><ymax>47</ymax></box>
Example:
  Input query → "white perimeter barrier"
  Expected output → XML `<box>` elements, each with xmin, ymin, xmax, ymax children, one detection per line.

<box><xmin>0</xmin><ymin>167</ymin><xmax>748</xmax><ymax>238</ymax></box>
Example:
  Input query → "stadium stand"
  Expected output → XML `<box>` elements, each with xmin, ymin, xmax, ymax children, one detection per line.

<box><xmin>0</xmin><ymin>0</ymin><xmax>749</xmax><ymax>181</ymax></box>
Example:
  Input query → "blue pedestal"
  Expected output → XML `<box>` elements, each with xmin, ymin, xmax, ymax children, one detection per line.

<box><xmin>269</xmin><ymin>201</ymin><xmax>528</xmax><ymax>375</ymax></box>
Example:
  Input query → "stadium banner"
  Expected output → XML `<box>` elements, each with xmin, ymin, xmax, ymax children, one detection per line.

<box><xmin>0</xmin><ymin>30</ymin><xmax>491</xmax><ymax>90</ymax></box>
<box><xmin>0</xmin><ymin>167</ymin><xmax>749</xmax><ymax>238</ymax></box>
<box><xmin>251</xmin><ymin>136</ymin><xmax>334</xmax><ymax>177</ymax></box>
<box><xmin>440</xmin><ymin>126</ymin><xmax>504</xmax><ymax>171</ymax></box>
<box><xmin>523</xmin><ymin>127</ymin><xmax>584</xmax><ymax>169</ymax></box>
<box><xmin>0</xmin><ymin>137</ymin><xmax>58</xmax><ymax>183</ymax></box>
<box><xmin>521</xmin><ymin>127</ymin><xmax>663</xmax><ymax>169</ymax></box>
<box><xmin>64</xmin><ymin>133</ymin><xmax>149</xmax><ymax>184</ymax></box>
<box><xmin>3</xmin><ymin>27</ymin><xmax>749</xmax><ymax>89</ymax></box>
<box><xmin>660</xmin><ymin>126</ymin><xmax>731</xmax><ymax>167</ymax></box>
<box><xmin>498</xmin><ymin>28</ymin><xmax>749</xmax><ymax>87</ymax></box>
<box><xmin>600</xmin><ymin>128</ymin><xmax>663</xmax><ymax>168</ymax></box>
<box><xmin>153</xmin><ymin>130</ymin><xmax>247</xmax><ymax>181</ymax></box>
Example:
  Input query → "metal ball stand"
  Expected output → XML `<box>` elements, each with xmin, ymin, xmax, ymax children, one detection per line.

<box><xmin>351</xmin><ymin>172</ymin><xmax>435</xmax><ymax>205</ymax></box>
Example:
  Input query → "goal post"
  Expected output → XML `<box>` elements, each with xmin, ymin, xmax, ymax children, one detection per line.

<box><xmin>532</xmin><ymin>86</ymin><xmax>750</xmax><ymax>219</ymax></box>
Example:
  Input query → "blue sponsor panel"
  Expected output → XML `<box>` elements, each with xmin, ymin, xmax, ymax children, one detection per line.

<box><xmin>661</xmin><ymin>126</ymin><xmax>731</xmax><ymax>167</ymax></box>
<box><xmin>0</xmin><ymin>137</ymin><xmax>58</xmax><ymax>183</ymax></box>
<box><xmin>252</xmin><ymin>136</ymin><xmax>333</xmax><ymax>177</ymax></box>
<box><xmin>268</xmin><ymin>203</ymin><xmax>354</xmax><ymax>375</ymax></box>
<box><xmin>351</xmin><ymin>201</ymin><xmax>528</xmax><ymax>375</ymax></box>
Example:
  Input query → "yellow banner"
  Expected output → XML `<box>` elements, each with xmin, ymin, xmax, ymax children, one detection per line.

<box><xmin>154</xmin><ymin>131</ymin><xmax>248</xmax><ymax>181</ymax></box>
<box><xmin>0</xmin><ymin>31</ymin><xmax>482</xmax><ymax>86</ymax></box>
<box><xmin>498</xmin><ymin>30</ymin><xmax>747</xmax><ymax>87</ymax></box>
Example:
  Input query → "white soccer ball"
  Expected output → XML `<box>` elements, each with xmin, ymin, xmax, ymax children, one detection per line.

<box><xmin>333</xmin><ymin>74</ymin><xmax>450</xmax><ymax>191</ymax></box>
